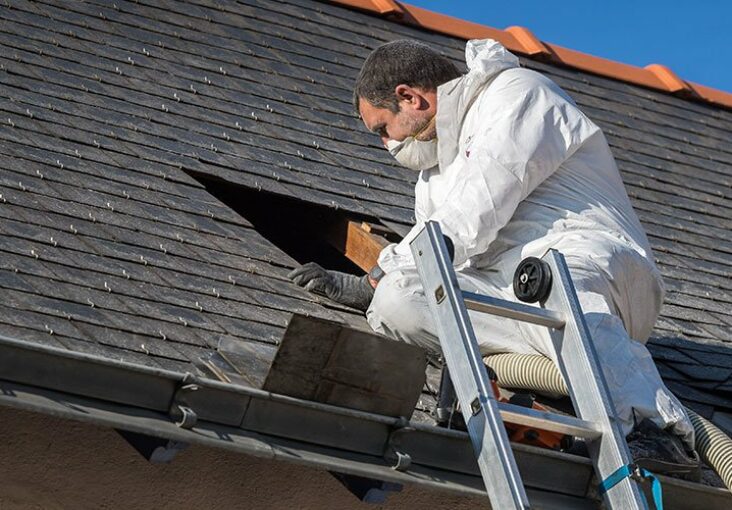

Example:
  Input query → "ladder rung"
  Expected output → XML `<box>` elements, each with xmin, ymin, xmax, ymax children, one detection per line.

<box><xmin>463</xmin><ymin>291</ymin><xmax>566</xmax><ymax>329</ymax></box>
<box><xmin>498</xmin><ymin>401</ymin><xmax>601</xmax><ymax>439</ymax></box>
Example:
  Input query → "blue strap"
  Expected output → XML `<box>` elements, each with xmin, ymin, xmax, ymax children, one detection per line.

<box><xmin>598</xmin><ymin>463</ymin><xmax>663</xmax><ymax>510</ymax></box>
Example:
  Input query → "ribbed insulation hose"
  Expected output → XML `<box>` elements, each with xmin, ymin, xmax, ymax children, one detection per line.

<box><xmin>686</xmin><ymin>407</ymin><xmax>732</xmax><ymax>490</ymax></box>
<box><xmin>483</xmin><ymin>353</ymin><xmax>732</xmax><ymax>491</ymax></box>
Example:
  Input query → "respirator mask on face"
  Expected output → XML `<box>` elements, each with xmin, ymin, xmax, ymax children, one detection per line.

<box><xmin>386</xmin><ymin>116</ymin><xmax>438</xmax><ymax>172</ymax></box>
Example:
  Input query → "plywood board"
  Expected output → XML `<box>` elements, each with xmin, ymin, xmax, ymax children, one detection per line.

<box><xmin>264</xmin><ymin>314</ymin><xmax>426</xmax><ymax>418</ymax></box>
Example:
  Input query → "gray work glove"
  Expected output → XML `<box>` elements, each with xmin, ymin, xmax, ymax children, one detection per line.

<box><xmin>288</xmin><ymin>262</ymin><xmax>374</xmax><ymax>312</ymax></box>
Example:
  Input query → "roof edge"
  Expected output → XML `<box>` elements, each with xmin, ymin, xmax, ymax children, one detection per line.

<box><xmin>327</xmin><ymin>0</ymin><xmax>732</xmax><ymax>111</ymax></box>
<box><xmin>0</xmin><ymin>333</ymin><xmax>593</xmax><ymax>502</ymax></box>
<box><xmin>0</xmin><ymin>379</ymin><xmax>596</xmax><ymax>508</ymax></box>
<box><xmin>0</xmin><ymin>335</ymin><xmax>729</xmax><ymax>508</ymax></box>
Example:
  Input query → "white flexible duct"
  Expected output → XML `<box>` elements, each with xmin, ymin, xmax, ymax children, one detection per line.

<box><xmin>484</xmin><ymin>353</ymin><xmax>732</xmax><ymax>490</ymax></box>
<box><xmin>686</xmin><ymin>407</ymin><xmax>732</xmax><ymax>490</ymax></box>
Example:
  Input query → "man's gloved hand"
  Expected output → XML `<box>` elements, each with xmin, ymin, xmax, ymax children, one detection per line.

<box><xmin>288</xmin><ymin>262</ymin><xmax>375</xmax><ymax>312</ymax></box>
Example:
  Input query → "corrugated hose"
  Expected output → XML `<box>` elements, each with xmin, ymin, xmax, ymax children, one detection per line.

<box><xmin>483</xmin><ymin>353</ymin><xmax>732</xmax><ymax>491</ymax></box>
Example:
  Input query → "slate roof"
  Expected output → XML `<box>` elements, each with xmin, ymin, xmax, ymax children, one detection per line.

<box><xmin>0</xmin><ymin>0</ymin><xmax>731</xmax><ymax>430</ymax></box>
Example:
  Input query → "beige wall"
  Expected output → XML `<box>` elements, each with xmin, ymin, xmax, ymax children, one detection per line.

<box><xmin>0</xmin><ymin>406</ymin><xmax>483</xmax><ymax>509</ymax></box>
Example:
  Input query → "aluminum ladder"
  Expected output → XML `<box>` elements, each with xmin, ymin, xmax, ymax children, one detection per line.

<box><xmin>410</xmin><ymin>221</ymin><xmax>652</xmax><ymax>509</ymax></box>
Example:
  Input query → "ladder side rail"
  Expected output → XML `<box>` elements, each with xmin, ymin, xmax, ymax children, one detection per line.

<box><xmin>411</xmin><ymin>222</ymin><xmax>530</xmax><ymax>510</ymax></box>
<box><xmin>541</xmin><ymin>250</ymin><xmax>648</xmax><ymax>509</ymax></box>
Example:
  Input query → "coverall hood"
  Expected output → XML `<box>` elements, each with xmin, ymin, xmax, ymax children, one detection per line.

<box><xmin>436</xmin><ymin>39</ymin><xmax>520</xmax><ymax>170</ymax></box>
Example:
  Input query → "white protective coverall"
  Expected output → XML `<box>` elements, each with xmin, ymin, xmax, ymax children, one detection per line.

<box><xmin>366</xmin><ymin>39</ymin><xmax>694</xmax><ymax>445</ymax></box>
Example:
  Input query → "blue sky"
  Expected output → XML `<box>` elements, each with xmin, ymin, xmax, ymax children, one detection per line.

<box><xmin>407</xmin><ymin>1</ymin><xmax>731</xmax><ymax>93</ymax></box>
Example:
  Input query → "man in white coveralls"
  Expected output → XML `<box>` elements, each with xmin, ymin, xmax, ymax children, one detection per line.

<box><xmin>289</xmin><ymin>38</ymin><xmax>698</xmax><ymax>472</ymax></box>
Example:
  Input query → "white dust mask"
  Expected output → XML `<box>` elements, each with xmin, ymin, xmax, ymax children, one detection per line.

<box><xmin>385</xmin><ymin>116</ymin><xmax>438</xmax><ymax>172</ymax></box>
<box><xmin>386</xmin><ymin>137</ymin><xmax>438</xmax><ymax>172</ymax></box>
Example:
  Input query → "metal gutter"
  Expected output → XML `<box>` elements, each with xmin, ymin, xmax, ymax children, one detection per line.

<box><xmin>0</xmin><ymin>334</ymin><xmax>729</xmax><ymax>509</ymax></box>
<box><xmin>0</xmin><ymin>378</ymin><xmax>594</xmax><ymax>509</ymax></box>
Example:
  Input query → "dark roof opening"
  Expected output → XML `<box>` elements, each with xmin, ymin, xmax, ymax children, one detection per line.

<box><xmin>188</xmin><ymin>173</ymin><xmax>368</xmax><ymax>275</ymax></box>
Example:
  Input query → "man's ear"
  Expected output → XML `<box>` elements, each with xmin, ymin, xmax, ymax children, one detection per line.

<box><xmin>395</xmin><ymin>84</ymin><xmax>432</xmax><ymax>112</ymax></box>
<box><xmin>395</xmin><ymin>84</ymin><xmax>420</xmax><ymax>109</ymax></box>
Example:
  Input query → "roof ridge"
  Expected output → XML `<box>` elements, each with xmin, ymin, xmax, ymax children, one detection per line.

<box><xmin>327</xmin><ymin>0</ymin><xmax>732</xmax><ymax>111</ymax></box>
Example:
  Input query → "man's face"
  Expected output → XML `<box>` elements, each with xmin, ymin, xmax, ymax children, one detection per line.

<box><xmin>358</xmin><ymin>85</ymin><xmax>437</xmax><ymax>147</ymax></box>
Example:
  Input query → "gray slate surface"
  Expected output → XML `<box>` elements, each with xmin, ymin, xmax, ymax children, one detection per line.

<box><xmin>0</xmin><ymin>0</ymin><xmax>731</xmax><ymax>422</ymax></box>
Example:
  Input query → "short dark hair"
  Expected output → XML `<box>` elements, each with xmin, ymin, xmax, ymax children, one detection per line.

<box><xmin>353</xmin><ymin>40</ymin><xmax>461</xmax><ymax>113</ymax></box>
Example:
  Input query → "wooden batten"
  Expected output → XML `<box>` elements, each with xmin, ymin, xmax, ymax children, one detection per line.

<box><xmin>344</xmin><ymin>221</ymin><xmax>391</xmax><ymax>271</ymax></box>
<box><xmin>326</xmin><ymin>220</ymin><xmax>394</xmax><ymax>271</ymax></box>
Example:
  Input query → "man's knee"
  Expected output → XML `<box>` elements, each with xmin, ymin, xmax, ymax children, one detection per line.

<box><xmin>367</xmin><ymin>270</ymin><xmax>423</xmax><ymax>334</ymax></box>
<box><xmin>366</xmin><ymin>270</ymin><xmax>439</xmax><ymax>351</ymax></box>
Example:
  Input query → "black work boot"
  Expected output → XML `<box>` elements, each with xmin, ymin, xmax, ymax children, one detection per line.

<box><xmin>626</xmin><ymin>419</ymin><xmax>701</xmax><ymax>482</ymax></box>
